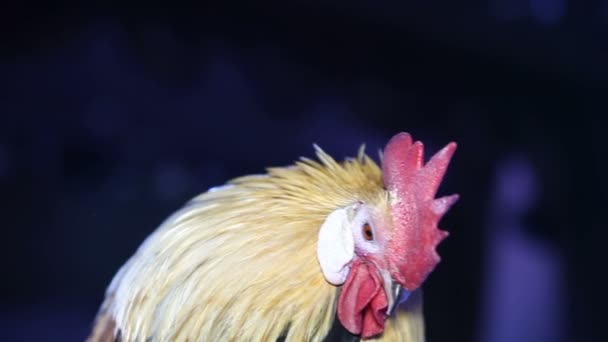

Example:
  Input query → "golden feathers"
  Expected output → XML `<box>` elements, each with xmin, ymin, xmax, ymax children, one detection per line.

<box><xmin>90</xmin><ymin>146</ymin><xmax>420</xmax><ymax>341</ymax></box>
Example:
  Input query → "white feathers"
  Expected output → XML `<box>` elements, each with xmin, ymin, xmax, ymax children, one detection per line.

<box><xmin>207</xmin><ymin>184</ymin><xmax>235</xmax><ymax>193</ymax></box>
<box><xmin>317</xmin><ymin>207</ymin><xmax>355</xmax><ymax>285</ymax></box>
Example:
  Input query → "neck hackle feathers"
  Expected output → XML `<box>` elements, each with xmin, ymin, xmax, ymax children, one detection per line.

<box><xmin>95</xmin><ymin>145</ymin><xmax>387</xmax><ymax>342</ymax></box>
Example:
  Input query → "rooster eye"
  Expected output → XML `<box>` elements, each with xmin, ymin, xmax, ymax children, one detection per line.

<box><xmin>362</xmin><ymin>223</ymin><xmax>374</xmax><ymax>241</ymax></box>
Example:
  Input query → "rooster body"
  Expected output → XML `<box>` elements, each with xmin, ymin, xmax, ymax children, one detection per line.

<box><xmin>89</xmin><ymin>133</ymin><xmax>456</xmax><ymax>341</ymax></box>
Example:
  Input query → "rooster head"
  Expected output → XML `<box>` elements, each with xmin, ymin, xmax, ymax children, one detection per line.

<box><xmin>316</xmin><ymin>132</ymin><xmax>458</xmax><ymax>338</ymax></box>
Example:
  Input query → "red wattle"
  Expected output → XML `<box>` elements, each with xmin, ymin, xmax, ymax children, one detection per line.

<box><xmin>337</xmin><ymin>259</ymin><xmax>388</xmax><ymax>339</ymax></box>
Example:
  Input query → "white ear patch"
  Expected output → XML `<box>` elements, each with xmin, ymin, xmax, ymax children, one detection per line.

<box><xmin>317</xmin><ymin>207</ymin><xmax>355</xmax><ymax>285</ymax></box>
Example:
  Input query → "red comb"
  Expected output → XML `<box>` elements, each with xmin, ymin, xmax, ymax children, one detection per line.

<box><xmin>382</xmin><ymin>132</ymin><xmax>458</xmax><ymax>291</ymax></box>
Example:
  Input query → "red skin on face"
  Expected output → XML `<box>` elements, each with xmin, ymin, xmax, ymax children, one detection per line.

<box><xmin>337</xmin><ymin>259</ymin><xmax>387</xmax><ymax>339</ymax></box>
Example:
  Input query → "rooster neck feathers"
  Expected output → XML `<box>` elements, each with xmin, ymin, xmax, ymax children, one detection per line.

<box><xmin>101</xmin><ymin>147</ymin><xmax>396</xmax><ymax>341</ymax></box>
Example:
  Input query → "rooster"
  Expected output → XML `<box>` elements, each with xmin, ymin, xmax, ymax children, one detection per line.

<box><xmin>88</xmin><ymin>132</ymin><xmax>458</xmax><ymax>341</ymax></box>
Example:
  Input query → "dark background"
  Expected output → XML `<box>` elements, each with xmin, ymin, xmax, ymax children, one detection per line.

<box><xmin>1</xmin><ymin>1</ymin><xmax>606</xmax><ymax>341</ymax></box>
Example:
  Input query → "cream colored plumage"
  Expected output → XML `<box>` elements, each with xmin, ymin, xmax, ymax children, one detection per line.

<box><xmin>88</xmin><ymin>146</ymin><xmax>426</xmax><ymax>342</ymax></box>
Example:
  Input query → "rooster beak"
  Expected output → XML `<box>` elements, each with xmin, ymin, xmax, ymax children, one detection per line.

<box><xmin>381</xmin><ymin>271</ymin><xmax>411</xmax><ymax>316</ymax></box>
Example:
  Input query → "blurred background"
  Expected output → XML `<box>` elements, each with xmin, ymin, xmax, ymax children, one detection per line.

<box><xmin>1</xmin><ymin>1</ymin><xmax>606</xmax><ymax>341</ymax></box>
